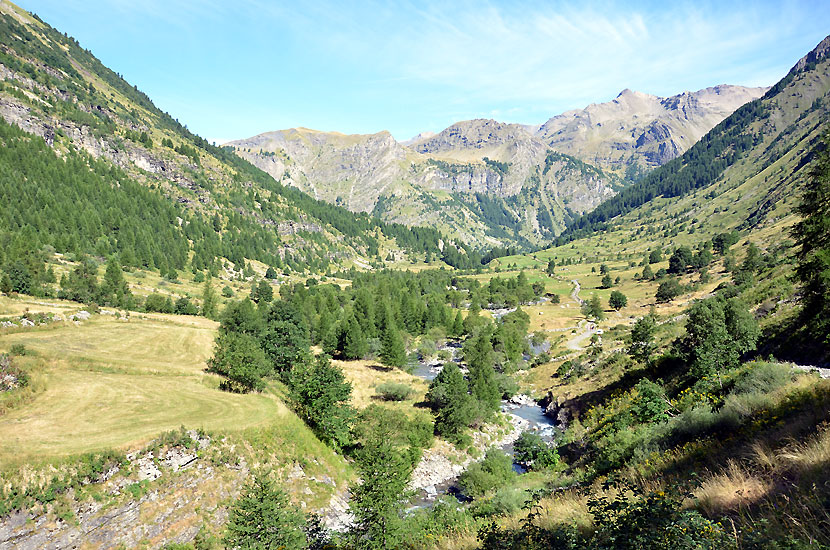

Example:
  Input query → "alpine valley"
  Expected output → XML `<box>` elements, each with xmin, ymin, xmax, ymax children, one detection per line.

<box><xmin>1</xmin><ymin>2</ymin><xmax>829</xmax><ymax>550</ymax></box>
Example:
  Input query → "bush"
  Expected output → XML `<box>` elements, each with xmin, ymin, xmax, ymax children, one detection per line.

<box><xmin>144</xmin><ymin>292</ymin><xmax>174</xmax><ymax>313</ymax></box>
<box><xmin>514</xmin><ymin>432</ymin><xmax>559</xmax><ymax>470</ymax></box>
<box><xmin>0</xmin><ymin>353</ymin><xmax>28</xmax><ymax>391</ymax></box>
<box><xmin>732</xmin><ymin>362</ymin><xmax>794</xmax><ymax>395</ymax></box>
<box><xmin>9</xmin><ymin>344</ymin><xmax>27</xmax><ymax>356</ymax></box>
<box><xmin>470</xmin><ymin>486</ymin><xmax>529</xmax><ymax>517</ymax></box>
<box><xmin>375</xmin><ymin>381</ymin><xmax>416</xmax><ymax>401</ymax></box>
<box><xmin>459</xmin><ymin>450</ymin><xmax>516</xmax><ymax>498</ymax></box>
<box><xmin>672</xmin><ymin>404</ymin><xmax>720</xmax><ymax>438</ymax></box>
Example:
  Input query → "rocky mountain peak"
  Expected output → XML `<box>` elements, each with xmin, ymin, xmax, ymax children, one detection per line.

<box><xmin>794</xmin><ymin>34</ymin><xmax>830</xmax><ymax>72</ymax></box>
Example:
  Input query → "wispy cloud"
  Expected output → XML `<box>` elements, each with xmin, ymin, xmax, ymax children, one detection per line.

<box><xmin>19</xmin><ymin>0</ymin><xmax>830</xmax><ymax>139</ymax></box>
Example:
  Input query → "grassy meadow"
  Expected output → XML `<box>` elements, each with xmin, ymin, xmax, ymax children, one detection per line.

<box><xmin>0</xmin><ymin>297</ymin><xmax>289</xmax><ymax>467</ymax></box>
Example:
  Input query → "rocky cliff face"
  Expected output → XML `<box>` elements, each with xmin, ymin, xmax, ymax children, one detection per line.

<box><xmin>536</xmin><ymin>85</ymin><xmax>768</xmax><ymax>175</ymax></box>
<box><xmin>230</xmin><ymin>128</ymin><xmax>409</xmax><ymax>212</ymax></box>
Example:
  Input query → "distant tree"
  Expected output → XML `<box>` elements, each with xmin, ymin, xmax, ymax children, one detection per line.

<box><xmin>222</xmin><ymin>285</ymin><xmax>234</xmax><ymax>298</ymax></box>
<box><xmin>450</xmin><ymin>310</ymin><xmax>464</xmax><ymax>337</ymax></box>
<box><xmin>0</xmin><ymin>272</ymin><xmax>11</xmax><ymax>294</ymax></box>
<box><xmin>341</xmin><ymin>314</ymin><xmax>368</xmax><ymax>360</ymax></box>
<box><xmin>683</xmin><ymin>297</ymin><xmax>759</xmax><ymax>379</ymax></box>
<box><xmin>261</xmin><ymin>320</ymin><xmax>309</xmax><ymax>377</ymax></box>
<box><xmin>144</xmin><ymin>292</ymin><xmax>174</xmax><ymax>313</ymax></box>
<box><xmin>174</xmin><ymin>296</ymin><xmax>199</xmax><ymax>315</ymax></box>
<box><xmin>220</xmin><ymin>299</ymin><xmax>263</xmax><ymax>337</ymax></box>
<box><xmin>609</xmin><ymin>290</ymin><xmax>628</xmax><ymax>310</ymax></box>
<box><xmin>712</xmin><ymin>231</ymin><xmax>739</xmax><ymax>255</ymax></box>
<box><xmin>379</xmin><ymin>317</ymin><xmax>406</xmax><ymax>368</ymax></box>
<box><xmin>793</xmin><ymin>136</ymin><xmax>830</xmax><ymax>341</ymax></box>
<box><xmin>628</xmin><ymin>313</ymin><xmax>657</xmax><ymax>365</ymax></box>
<box><xmin>6</xmin><ymin>262</ymin><xmax>33</xmax><ymax>295</ymax></box>
<box><xmin>668</xmin><ymin>246</ymin><xmax>694</xmax><ymax>274</ymax></box>
<box><xmin>224</xmin><ymin>473</ymin><xmax>308</xmax><ymax>550</ymax></box>
<box><xmin>655</xmin><ymin>278</ymin><xmax>682</xmax><ymax>303</ymax></box>
<box><xmin>600</xmin><ymin>263</ymin><xmax>609</xmax><ymax>275</ymax></box>
<box><xmin>546</xmin><ymin>259</ymin><xmax>556</xmax><ymax>275</ymax></box>
<box><xmin>265</xmin><ymin>266</ymin><xmax>278</xmax><ymax>279</ymax></box>
<box><xmin>581</xmin><ymin>294</ymin><xmax>604</xmax><ymax>320</ymax></box>
<box><xmin>600</xmin><ymin>274</ymin><xmax>613</xmax><ymax>289</ymax></box>
<box><xmin>251</xmin><ymin>279</ymin><xmax>273</xmax><ymax>304</ymax></box>
<box><xmin>648</xmin><ymin>249</ymin><xmax>662</xmax><ymax>264</ymax></box>
<box><xmin>201</xmin><ymin>275</ymin><xmax>217</xmax><ymax>318</ymax></box>
<box><xmin>641</xmin><ymin>264</ymin><xmax>654</xmax><ymax>280</ymax></box>
<box><xmin>427</xmin><ymin>362</ymin><xmax>476</xmax><ymax>442</ymax></box>
<box><xmin>59</xmin><ymin>258</ymin><xmax>98</xmax><ymax>303</ymax></box>
<box><xmin>100</xmin><ymin>256</ymin><xmax>131</xmax><ymax>307</ymax></box>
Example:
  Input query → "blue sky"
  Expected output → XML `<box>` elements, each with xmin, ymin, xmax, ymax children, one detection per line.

<box><xmin>17</xmin><ymin>0</ymin><xmax>830</xmax><ymax>143</ymax></box>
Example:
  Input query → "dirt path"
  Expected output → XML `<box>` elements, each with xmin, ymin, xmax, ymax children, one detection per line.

<box><xmin>564</xmin><ymin>280</ymin><xmax>595</xmax><ymax>351</ymax></box>
<box><xmin>566</xmin><ymin>320</ymin><xmax>598</xmax><ymax>351</ymax></box>
<box><xmin>570</xmin><ymin>279</ymin><xmax>583</xmax><ymax>305</ymax></box>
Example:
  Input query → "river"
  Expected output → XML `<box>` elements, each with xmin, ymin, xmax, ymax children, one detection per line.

<box><xmin>408</xmin><ymin>340</ymin><xmax>558</xmax><ymax>505</ymax></box>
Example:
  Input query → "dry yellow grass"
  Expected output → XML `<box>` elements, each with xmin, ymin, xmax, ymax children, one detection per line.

<box><xmin>694</xmin><ymin>461</ymin><xmax>771</xmax><ymax>515</ymax></box>
<box><xmin>0</xmin><ymin>313</ymin><xmax>288</xmax><ymax>467</ymax></box>
<box><xmin>332</xmin><ymin>357</ymin><xmax>429</xmax><ymax>412</ymax></box>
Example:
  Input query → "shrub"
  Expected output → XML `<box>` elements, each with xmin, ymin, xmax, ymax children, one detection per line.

<box><xmin>514</xmin><ymin>432</ymin><xmax>559</xmax><ymax>470</ymax></box>
<box><xmin>375</xmin><ymin>381</ymin><xmax>416</xmax><ymax>401</ymax></box>
<box><xmin>459</xmin><ymin>450</ymin><xmax>516</xmax><ymax>498</ymax></box>
<box><xmin>9</xmin><ymin>344</ymin><xmax>27</xmax><ymax>356</ymax></box>
<box><xmin>470</xmin><ymin>486</ymin><xmax>529</xmax><ymax>517</ymax></box>
<box><xmin>732</xmin><ymin>362</ymin><xmax>794</xmax><ymax>395</ymax></box>
<box><xmin>0</xmin><ymin>353</ymin><xmax>28</xmax><ymax>391</ymax></box>
<box><xmin>632</xmin><ymin>379</ymin><xmax>669</xmax><ymax>423</ymax></box>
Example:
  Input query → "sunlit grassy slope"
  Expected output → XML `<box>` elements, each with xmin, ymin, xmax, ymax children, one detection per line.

<box><xmin>0</xmin><ymin>299</ymin><xmax>290</xmax><ymax>466</ymax></box>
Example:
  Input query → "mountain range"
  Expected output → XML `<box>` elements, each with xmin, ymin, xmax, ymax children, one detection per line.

<box><xmin>229</xmin><ymin>85</ymin><xmax>766</xmax><ymax>247</ymax></box>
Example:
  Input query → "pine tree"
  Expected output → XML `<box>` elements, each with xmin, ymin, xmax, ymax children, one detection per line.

<box><xmin>427</xmin><ymin>362</ymin><xmax>475</xmax><ymax>441</ymax></box>
<box><xmin>348</xmin><ymin>423</ymin><xmax>413</xmax><ymax>549</ymax></box>
<box><xmin>224</xmin><ymin>473</ymin><xmax>308</xmax><ymax>550</ymax></box>
<box><xmin>201</xmin><ymin>274</ymin><xmax>217</xmax><ymax>318</ymax></box>
<box><xmin>450</xmin><ymin>310</ymin><xmax>464</xmax><ymax>337</ymax></box>
<box><xmin>793</xmin><ymin>133</ymin><xmax>830</xmax><ymax>342</ymax></box>
<box><xmin>379</xmin><ymin>319</ymin><xmax>406</xmax><ymax>368</ymax></box>
<box><xmin>342</xmin><ymin>314</ymin><xmax>368</xmax><ymax>360</ymax></box>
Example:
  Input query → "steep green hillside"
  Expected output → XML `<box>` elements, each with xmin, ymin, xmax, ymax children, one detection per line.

<box><xmin>557</xmin><ymin>36</ymin><xmax>830</xmax><ymax>244</ymax></box>
<box><xmin>0</xmin><ymin>1</ymin><xmax>471</xmax><ymax>283</ymax></box>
